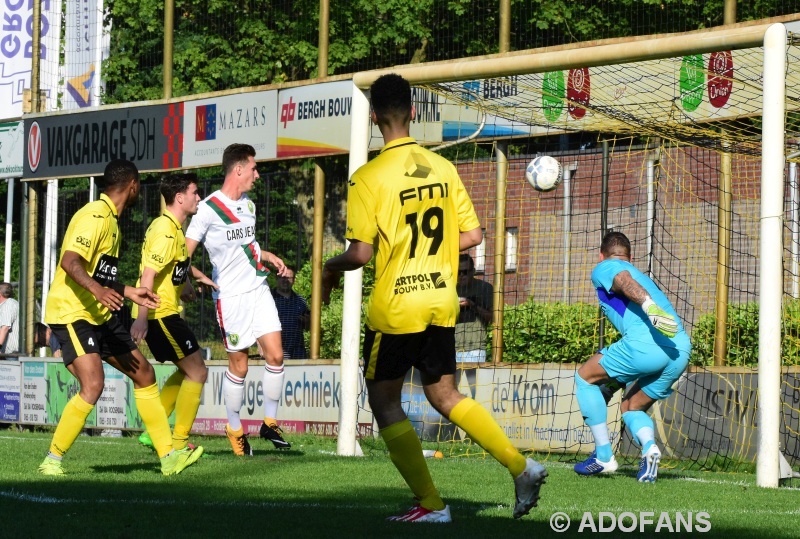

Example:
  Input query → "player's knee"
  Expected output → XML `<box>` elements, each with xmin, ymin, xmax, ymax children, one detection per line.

<box><xmin>263</xmin><ymin>352</ymin><xmax>284</xmax><ymax>367</ymax></box>
<box><xmin>79</xmin><ymin>379</ymin><xmax>105</xmax><ymax>402</ymax></box>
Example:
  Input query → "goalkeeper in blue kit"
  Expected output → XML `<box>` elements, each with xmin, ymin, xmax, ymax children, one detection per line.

<box><xmin>574</xmin><ymin>231</ymin><xmax>691</xmax><ymax>482</ymax></box>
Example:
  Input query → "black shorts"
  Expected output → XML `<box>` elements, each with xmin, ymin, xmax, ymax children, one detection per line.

<box><xmin>145</xmin><ymin>314</ymin><xmax>200</xmax><ymax>363</ymax></box>
<box><xmin>362</xmin><ymin>325</ymin><xmax>456</xmax><ymax>381</ymax></box>
<box><xmin>50</xmin><ymin>317</ymin><xmax>137</xmax><ymax>366</ymax></box>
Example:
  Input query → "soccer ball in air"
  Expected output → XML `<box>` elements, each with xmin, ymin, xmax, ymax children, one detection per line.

<box><xmin>525</xmin><ymin>155</ymin><xmax>563</xmax><ymax>192</ymax></box>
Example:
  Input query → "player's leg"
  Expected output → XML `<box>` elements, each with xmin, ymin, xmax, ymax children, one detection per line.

<box><xmin>365</xmin><ymin>327</ymin><xmax>450</xmax><ymax>523</ymax></box>
<box><xmin>39</xmin><ymin>322</ymin><xmax>108</xmax><ymax>474</ymax></box>
<box><xmin>215</xmin><ymin>295</ymin><xmax>254</xmax><ymax>455</ymax></box>
<box><xmin>252</xmin><ymin>285</ymin><xmax>290</xmax><ymax>449</ymax></box>
<box><xmin>104</xmin><ymin>316</ymin><xmax>174</xmax><ymax>459</ymax></box>
<box><xmin>138</xmin><ymin>318</ymin><xmax>183</xmax><ymax>449</ymax></box>
<box><xmin>623</xmin><ymin>346</ymin><xmax>690</xmax><ymax>483</ymax></box>
<box><xmin>575</xmin><ymin>352</ymin><xmax>617</xmax><ymax>468</ymax></box>
<box><xmin>256</xmin><ymin>330</ymin><xmax>290</xmax><ymax>449</ymax></box>
<box><xmin>146</xmin><ymin>316</ymin><xmax>207</xmax><ymax>450</ymax></box>
<box><xmin>424</xmin><ymin>324</ymin><xmax>546</xmax><ymax>518</ymax></box>
<box><xmin>39</xmin><ymin>324</ymin><xmax>107</xmax><ymax>475</ymax></box>
<box><xmin>104</xmin><ymin>318</ymin><xmax>202</xmax><ymax>474</ymax></box>
<box><xmin>109</xmin><ymin>347</ymin><xmax>203</xmax><ymax>474</ymax></box>
<box><xmin>222</xmin><ymin>349</ymin><xmax>253</xmax><ymax>456</ymax></box>
<box><xmin>621</xmin><ymin>384</ymin><xmax>661</xmax><ymax>482</ymax></box>
<box><xmin>172</xmin><ymin>350</ymin><xmax>207</xmax><ymax>450</ymax></box>
<box><xmin>369</xmin><ymin>377</ymin><xmax>451</xmax><ymax>522</ymax></box>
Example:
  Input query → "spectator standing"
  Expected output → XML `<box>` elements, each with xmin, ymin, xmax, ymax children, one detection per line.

<box><xmin>271</xmin><ymin>267</ymin><xmax>310</xmax><ymax>359</ymax></box>
<box><xmin>0</xmin><ymin>283</ymin><xmax>19</xmax><ymax>355</ymax></box>
<box><xmin>455</xmin><ymin>254</ymin><xmax>492</xmax><ymax>362</ymax></box>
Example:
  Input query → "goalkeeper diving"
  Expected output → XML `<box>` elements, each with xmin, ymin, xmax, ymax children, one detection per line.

<box><xmin>573</xmin><ymin>231</ymin><xmax>691</xmax><ymax>483</ymax></box>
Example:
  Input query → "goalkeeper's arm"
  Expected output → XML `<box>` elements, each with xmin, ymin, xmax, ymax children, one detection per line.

<box><xmin>611</xmin><ymin>270</ymin><xmax>679</xmax><ymax>338</ymax></box>
<box><xmin>641</xmin><ymin>296</ymin><xmax>678</xmax><ymax>337</ymax></box>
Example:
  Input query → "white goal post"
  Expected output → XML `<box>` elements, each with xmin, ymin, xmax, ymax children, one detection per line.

<box><xmin>340</xmin><ymin>22</ymin><xmax>786</xmax><ymax>488</ymax></box>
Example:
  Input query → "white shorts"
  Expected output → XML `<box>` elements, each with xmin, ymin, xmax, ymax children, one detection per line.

<box><xmin>215</xmin><ymin>284</ymin><xmax>281</xmax><ymax>352</ymax></box>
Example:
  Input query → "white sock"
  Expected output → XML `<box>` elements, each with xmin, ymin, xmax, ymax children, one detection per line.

<box><xmin>636</xmin><ymin>426</ymin><xmax>656</xmax><ymax>454</ymax></box>
<box><xmin>590</xmin><ymin>423</ymin><xmax>613</xmax><ymax>461</ymax></box>
<box><xmin>263</xmin><ymin>364</ymin><xmax>284</xmax><ymax>420</ymax></box>
<box><xmin>223</xmin><ymin>370</ymin><xmax>245</xmax><ymax>431</ymax></box>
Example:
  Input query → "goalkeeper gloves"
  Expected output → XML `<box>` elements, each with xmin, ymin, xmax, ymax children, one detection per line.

<box><xmin>641</xmin><ymin>296</ymin><xmax>678</xmax><ymax>338</ymax></box>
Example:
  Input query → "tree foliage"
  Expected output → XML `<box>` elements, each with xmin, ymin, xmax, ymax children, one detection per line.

<box><xmin>103</xmin><ymin>0</ymin><xmax>797</xmax><ymax>103</ymax></box>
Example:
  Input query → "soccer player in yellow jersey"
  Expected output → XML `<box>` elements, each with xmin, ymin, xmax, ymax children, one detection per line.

<box><xmin>131</xmin><ymin>173</ymin><xmax>217</xmax><ymax>452</ymax></box>
<box><xmin>38</xmin><ymin>159</ymin><xmax>203</xmax><ymax>476</ymax></box>
<box><xmin>322</xmin><ymin>74</ymin><xmax>547</xmax><ymax>522</ymax></box>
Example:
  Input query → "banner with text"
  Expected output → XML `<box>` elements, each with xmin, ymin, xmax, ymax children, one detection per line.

<box><xmin>63</xmin><ymin>0</ymin><xmax>108</xmax><ymax>109</ymax></box>
<box><xmin>0</xmin><ymin>361</ymin><xmax>20</xmax><ymax>421</ymax></box>
<box><xmin>183</xmin><ymin>91</ymin><xmax>278</xmax><ymax>167</ymax></box>
<box><xmin>0</xmin><ymin>121</ymin><xmax>23</xmax><ymax>178</ymax></box>
<box><xmin>24</xmin><ymin>103</ymin><xmax>184</xmax><ymax>179</ymax></box>
<box><xmin>0</xmin><ymin>0</ymin><xmax>62</xmax><ymax>119</ymax></box>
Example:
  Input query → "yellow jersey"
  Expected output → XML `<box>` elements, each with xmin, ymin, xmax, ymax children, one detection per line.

<box><xmin>132</xmin><ymin>210</ymin><xmax>190</xmax><ymax>320</ymax></box>
<box><xmin>346</xmin><ymin>137</ymin><xmax>480</xmax><ymax>333</ymax></box>
<box><xmin>45</xmin><ymin>193</ymin><xmax>122</xmax><ymax>325</ymax></box>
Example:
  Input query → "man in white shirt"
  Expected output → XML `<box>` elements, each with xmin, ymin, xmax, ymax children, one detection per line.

<box><xmin>185</xmin><ymin>143</ymin><xmax>291</xmax><ymax>455</ymax></box>
<box><xmin>0</xmin><ymin>283</ymin><xmax>19</xmax><ymax>356</ymax></box>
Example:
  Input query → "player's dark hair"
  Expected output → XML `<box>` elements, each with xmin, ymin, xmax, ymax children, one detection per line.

<box><xmin>102</xmin><ymin>159</ymin><xmax>139</xmax><ymax>191</ymax></box>
<box><xmin>222</xmin><ymin>143</ymin><xmax>256</xmax><ymax>176</ymax></box>
<box><xmin>458</xmin><ymin>253</ymin><xmax>475</xmax><ymax>271</ymax></box>
<box><xmin>601</xmin><ymin>231</ymin><xmax>631</xmax><ymax>257</ymax></box>
<box><xmin>370</xmin><ymin>73</ymin><xmax>411</xmax><ymax>121</ymax></box>
<box><xmin>34</xmin><ymin>322</ymin><xmax>49</xmax><ymax>347</ymax></box>
<box><xmin>161</xmin><ymin>173</ymin><xmax>198</xmax><ymax>205</ymax></box>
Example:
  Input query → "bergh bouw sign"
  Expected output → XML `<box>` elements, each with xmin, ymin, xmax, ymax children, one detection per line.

<box><xmin>23</xmin><ymin>103</ymin><xmax>183</xmax><ymax>180</ymax></box>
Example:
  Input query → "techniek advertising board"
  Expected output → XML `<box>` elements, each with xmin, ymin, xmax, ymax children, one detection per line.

<box><xmin>193</xmin><ymin>364</ymin><xmax>374</xmax><ymax>438</ymax></box>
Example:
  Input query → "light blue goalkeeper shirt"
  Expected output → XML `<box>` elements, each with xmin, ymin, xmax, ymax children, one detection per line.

<box><xmin>592</xmin><ymin>259</ymin><xmax>690</xmax><ymax>351</ymax></box>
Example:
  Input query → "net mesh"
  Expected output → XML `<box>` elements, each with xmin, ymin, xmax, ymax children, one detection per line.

<box><xmin>355</xmin><ymin>36</ymin><xmax>800</xmax><ymax>476</ymax></box>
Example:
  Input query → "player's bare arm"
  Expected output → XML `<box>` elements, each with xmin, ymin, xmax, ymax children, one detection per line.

<box><xmin>185</xmin><ymin>237</ymin><xmax>200</xmax><ymax>258</ymax></box>
<box><xmin>261</xmin><ymin>250</ymin><xmax>287</xmax><ymax>276</ymax></box>
<box><xmin>0</xmin><ymin>326</ymin><xmax>9</xmax><ymax>349</ymax></box>
<box><xmin>62</xmin><ymin>250</ymin><xmax>124</xmax><ymax>311</ymax></box>
<box><xmin>190</xmin><ymin>266</ymin><xmax>218</xmax><ymax>290</ymax></box>
<box><xmin>62</xmin><ymin>250</ymin><xmax>160</xmax><ymax>312</ymax></box>
<box><xmin>321</xmin><ymin>240</ymin><xmax>373</xmax><ymax>305</ymax></box>
<box><xmin>611</xmin><ymin>270</ymin><xmax>649</xmax><ymax>305</ymax></box>
<box><xmin>460</xmin><ymin>226</ymin><xmax>483</xmax><ymax>251</ymax></box>
<box><xmin>130</xmin><ymin>267</ymin><xmax>157</xmax><ymax>344</ymax></box>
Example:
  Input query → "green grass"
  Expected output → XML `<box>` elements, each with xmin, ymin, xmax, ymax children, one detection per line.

<box><xmin>0</xmin><ymin>427</ymin><xmax>797</xmax><ymax>538</ymax></box>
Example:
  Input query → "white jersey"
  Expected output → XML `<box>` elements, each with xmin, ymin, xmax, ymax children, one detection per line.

<box><xmin>186</xmin><ymin>190</ymin><xmax>269</xmax><ymax>299</ymax></box>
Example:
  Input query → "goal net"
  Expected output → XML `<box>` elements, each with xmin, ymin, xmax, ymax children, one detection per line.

<box><xmin>342</xmin><ymin>22</ymin><xmax>799</xmax><ymax>487</ymax></box>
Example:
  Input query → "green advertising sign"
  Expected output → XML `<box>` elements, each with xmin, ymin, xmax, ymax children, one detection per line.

<box><xmin>542</xmin><ymin>71</ymin><xmax>566</xmax><ymax>121</ymax></box>
<box><xmin>680</xmin><ymin>54</ymin><xmax>704</xmax><ymax>112</ymax></box>
<box><xmin>46</xmin><ymin>363</ymin><xmax>96</xmax><ymax>426</ymax></box>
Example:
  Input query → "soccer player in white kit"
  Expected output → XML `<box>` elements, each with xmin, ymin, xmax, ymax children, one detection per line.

<box><xmin>185</xmin><ymin>143</ymin><xmax>291</xmax><ymax>454</ymax></box>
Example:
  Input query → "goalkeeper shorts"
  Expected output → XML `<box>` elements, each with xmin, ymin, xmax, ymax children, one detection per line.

<box><xmin>599</xmin><ymin>338</ymin><xmax>690</xmax><ymax>400</ymax></box>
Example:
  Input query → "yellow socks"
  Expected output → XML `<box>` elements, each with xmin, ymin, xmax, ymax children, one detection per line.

<box><xmin>172</xmin><ymin>379</ymin><xmax>203</xmax><ymax>450</ymax></box>
<box><xmin>381</xmin><ymin>419</ymin><xmax>445</xmax><ymax>511</ymax></box>
<box><xmin>49</xmin><ymin>393</ymin><xmax>94</xmax><ymax>457</ymax></box>
<box><xmin>134</xmin><ymin>383</ymin><xmax>173</xmax><ymax>458</ymax></box>
<box><xmin>449</xmin><ymin>397</ymin><xmax>527</xmax><ymax>478</ymax></box>
<box><xmin>160</xmin><ymin>369</ymin><xmax>185</xmax><ymax>417</ymax></box>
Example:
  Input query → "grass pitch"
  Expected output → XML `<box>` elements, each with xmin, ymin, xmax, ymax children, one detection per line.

<box><xmin>0</xmin><ymin>427</ymin><xmax>797</xmax><ymax>538</ymax></box>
